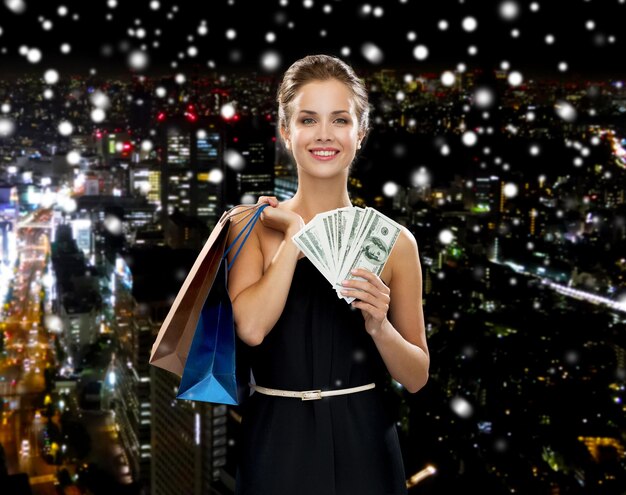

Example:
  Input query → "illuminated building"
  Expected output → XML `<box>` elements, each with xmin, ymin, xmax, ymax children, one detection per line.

<box><xmin>70</xmin><ymin>218</ymin><xmax>93</xmax><ymax>255</ymax></box>
<box><xmin>151</xmin><ymin>368</ymin><xmax>235</xmax><ymax>495</ymax></box>
<box><xmin>130</xmin><ymin>159</ymin><xmax>162</xmax><ymax>209</ymax></box>
<box><xmin>471</xmin><ymin>175</ymin><xmax>501</xmax><ymax>214</ymax></box>
<box><xmin>274</xmin><ymin>140</ymin><xmax>298</xmax><ymax>200</ymax></box>
<box><xmin>116</xmin><ymin>245</ymin><xmax>238</xmax><ymax>494</ymax></box>
<box><xmin>0</xmin><ymin>182</ymin><xmax>17</xmax><ymax>264</ymax></box>
<box><xmin>223</xmin><ymin>116</ymin><xmax>275</xmax><ymax>206</ymax></box>
<box><xmin>50</xmin><ymin>224</ymin><xmax>101</xmax><ymax>359</ymax></box>
<box><xmin>75</xmin><ymin>195</ymin><xmax>157</xmax><ymax>248</ymax></box>
<box><xmin>97</xmin><ymin>129</ymin><xmax>134</xmax><ymax>164</ymax></box>
<box><xmin>100</xmin><ymin>254</ymin><xmax>161</xmax><ymax>492</ymax></box>
<box><xmin>157</xmin><ymin>113</ymin><xmax>225</xmax><ymax>227</ymax></box>
<box><xmin>70</xmin><ymin>134</ymin><xmax>98</xmax><ymax>156</ymax></box>
<box><xmin>274</xmin><ymin>175</ymin><xmax>298</xmax><ymax>201</ymax></box>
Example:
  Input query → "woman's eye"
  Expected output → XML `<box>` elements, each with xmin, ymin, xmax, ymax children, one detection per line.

<box><xmin>335</xmin><ymin>118</ymin><xmax>348</xmax><ymax>125</ymax></box>
<box><xmin>302</xmin><ymin>118</ymin><xmax>315</xmax><ymax>125</ymax></box>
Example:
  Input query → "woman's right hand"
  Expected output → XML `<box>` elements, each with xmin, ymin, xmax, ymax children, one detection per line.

<box><xmin>256</xmin><ymin>196</ymin><xmax>305</xmax><ymax>235</ymax></box>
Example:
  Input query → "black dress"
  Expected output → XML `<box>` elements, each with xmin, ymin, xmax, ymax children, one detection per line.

<box><xmin>235</xmin><ymin>257</ymin><xmax>407</xmax><ymax>495</ymax></box>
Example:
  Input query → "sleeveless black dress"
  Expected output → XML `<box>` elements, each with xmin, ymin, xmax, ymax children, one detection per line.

<box><xmin>235</xmin><ymin>257</ymin><xmax>407</xmax><ymax>495</ymax></box>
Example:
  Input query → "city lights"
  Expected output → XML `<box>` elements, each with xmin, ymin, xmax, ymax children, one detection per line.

<box><xmin>0</xmin><ymin>3</ymin><xmax>624</xmax><ymax>494</ymax></box>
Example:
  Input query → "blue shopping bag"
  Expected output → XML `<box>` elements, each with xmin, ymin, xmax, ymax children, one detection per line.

<box><xmin>176</xmin><ymin>203</ymin><xmax>268</xmax><ymax>405</ymax></box>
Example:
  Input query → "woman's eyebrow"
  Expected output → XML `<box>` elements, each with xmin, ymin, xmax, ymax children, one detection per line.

<box><xmin>298</xmin><ymin>110</ymin><xmax>350</xmax><ymax>115</ymax></box>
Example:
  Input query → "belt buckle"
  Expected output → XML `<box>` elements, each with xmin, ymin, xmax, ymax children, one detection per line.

<box><xmin>301</xmin><ymin>389</ymin><xmax>322</xmax><ymax>401</ymax></box>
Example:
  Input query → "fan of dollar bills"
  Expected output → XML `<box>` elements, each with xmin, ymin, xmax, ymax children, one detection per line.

<box><xmin>291</xmin><ymin>206</ymin><xmax>402</xmax><ymax>303</ymax></box>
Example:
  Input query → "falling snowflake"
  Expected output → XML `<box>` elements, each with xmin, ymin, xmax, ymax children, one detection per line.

<box><xmin>499</xmin><ymin>1</ymin><xmax>521</xmax><ymax>20</ymax></box>
<box><xmin>58</xmin><ymin>120</ymin><xmax>73</xmax><ymax>136</ymax></box>
<box><xmin>382</xmin><ymin>181</ymin><xmax>399</xmax><ymax>197</ymax></box>
<box><xmin>361</xmin><ymin>42</ymin><xmax>384</xmax><ymax>64</ymax></box>
<box><xmin>413</xmin><ymin>45</ymin><xmax>429</xmax><ymax>61</ymax></box>
<box><xmin>461</xmin><ymin>16</ymin><xmax>478</xmax><ymax>32</ymax></box>
<box><xmin>5</xmin><ymin>0</ymin><xmax>26</xmax><ymax>14</ymax></box>
<box><xmin>474</xmin><ymin>87</ymin><xmax>495</xmax><ymax>108</ymax></box>
<box><xmin>261</xmin><ymin>51</ymin><xmax>281</xmax><ymax>71</ymax></box>
<box><xmin>450</xmin><ymin>396</ymin><xmax>473</xmax><ymax>418</ymax></box>
<box><xmin>43</xmin><ymin>69</ymin><xmax>59</xmax><ymax>84</ymax></box>
<box><xmin>224</xmin><ymin>149</ymin><xmax>245</xmax><ymax>170</ymax></box>
<box><xmin>411</xmin><ymin>167</ymin><xmax>431</xmax><ymax>187</ymax></box>
<box><xmin>440</xmin><ymin>71</ymin><xmax>456</xmax><ymax>86</ymax></box>
<box><xmin>66</xmin><ymin>150</ymin><xmax>80</xmax><ymax>165</ymax></box>
<box><xmin>26</xmin><ymin>48</ymin><xmax>42</xmax><ymax>63</ymax></box>
<box><xmin>462</xmin><ymin>131</ymin><xmax>478</xmax><ymax>146</ymax></box>
<box><xmin>503</xmin><ymin>182</ymin><xmax>518</xmax><ymax>198</ymax></box>
<box><xmin>0</xmin><ymin>118</ymin><xmax>15</xmax><ymax>136</ymax></box>
<box><xmin>221</xmin><ymin>103</ymin><xmax>236</xmax><ymax>119</ymax></box>
<box><xmin>91</xmin><ymin>108</ymin><xmax>106</xmax><ymax>123</ymax></box>
<box><xmin>90</xmin><ymin>91</ymin><xmax>110</xmax><ymax>109</ymax></box>
<box><xmin>438</xmin><ymin>229</ymin><xmax>454</xmax><ymax>244</ymax></box>
<box><xmin>508</xmin><ymin>71</ymin><xmax>523</xmax><ymax>86</ymax></box>
<box><xmin>208</xmin><ymin>168</ymin><xmax>224</xmax><ymax>183</ymax></box>
<box><xmin>129</xmin><ymin>50</ymin><xmax>149</xmax><ymax>71</ymax></box>
<box><xmin>104</xmin><ymin>215</ymin><xmax>123</xmax><ymax>235</ymax></box>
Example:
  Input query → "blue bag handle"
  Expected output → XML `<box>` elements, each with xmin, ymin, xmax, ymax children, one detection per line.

<box><xmin>223</xmin><ymin>203</ymin><xmax>269</xmax><ymax>271</ymax></box>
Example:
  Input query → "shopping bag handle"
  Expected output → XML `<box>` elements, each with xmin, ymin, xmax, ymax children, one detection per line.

<box><xmin>223</xmin><ymin>203</ymin><xmax>264</xmax><ymax>227</ymax></box>
<box><xmin>223</xmin><ymin>203</ymin><xmax>270</xmax><ymax>271</ymax></box>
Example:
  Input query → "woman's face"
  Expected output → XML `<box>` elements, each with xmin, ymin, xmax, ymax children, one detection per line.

<box><xmin>282</xmin><ymin>79</ymin><xmax>363</xmax><ymax>180</ymax></box>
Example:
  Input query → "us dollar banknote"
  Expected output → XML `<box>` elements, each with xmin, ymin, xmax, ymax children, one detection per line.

<box><xmin>291</xmin><ymin>206</ymin><xmax>402</xmax><ymax>304</ymax></box>
<box><xmin>334</xmin><ymin>211</ymin><xmax>402</xmax><ymax>301</ymax></box>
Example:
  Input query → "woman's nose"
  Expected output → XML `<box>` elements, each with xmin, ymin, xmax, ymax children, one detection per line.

<box><xmin>315</xmin><ymin>121</ymin><xmax>333</xmax><ymax>141</ymax></box>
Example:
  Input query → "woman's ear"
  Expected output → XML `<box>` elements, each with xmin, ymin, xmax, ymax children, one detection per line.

<box><xmin>280</xmin><ymin>127</ymin><xmax>291</xmax><ymax>150</ymax></box>
<box><xmin>357</xmin><ymin>130</ymin><xmax>368</xmax><ymax>150</ymax></box>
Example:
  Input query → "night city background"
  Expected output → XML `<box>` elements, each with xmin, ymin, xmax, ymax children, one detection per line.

<box><xmin>0</xmin><ymin>1</ymin><xmax>625</xmax><ymax>494</ymax></box>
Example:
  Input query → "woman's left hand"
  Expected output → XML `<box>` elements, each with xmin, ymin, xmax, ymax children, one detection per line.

<box><xmin>340</xmin><ymin>268</ymin><xmax>390</xmax><ymax>337</ymax></box>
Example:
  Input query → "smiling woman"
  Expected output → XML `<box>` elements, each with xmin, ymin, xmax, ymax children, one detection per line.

<box><xmin>226</xmin><ymin>54</ymin><xmax>429</xmax><ymax>495</ymax></box>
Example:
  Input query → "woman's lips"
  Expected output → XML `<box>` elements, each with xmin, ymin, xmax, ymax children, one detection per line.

<box><xmin>310</xmin><ymin>149</ymin><xmax>339</xmax><ymax>161</ymax></box>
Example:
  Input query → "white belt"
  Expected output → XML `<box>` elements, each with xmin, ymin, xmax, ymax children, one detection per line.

<box><xmin>250</xmin><ymin>382</ymin><xmax>376</xmax><ymax>401</ymax></box>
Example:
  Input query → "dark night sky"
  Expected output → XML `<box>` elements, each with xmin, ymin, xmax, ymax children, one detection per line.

<box><xmin>0</xmin><ymin>0</ymin><xmax>625</xmax><ymax>79</ymax></box>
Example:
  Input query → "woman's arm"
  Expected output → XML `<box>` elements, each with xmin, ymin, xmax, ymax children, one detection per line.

<box><xmin>226</xmin><ymin>199</ymin><xmax>304</xmax><ymax>347</ymax></box>
<box><xmin>340</xmin><ymin>227</ymin><xmax>429</xmax><ymax>393</ymax></box>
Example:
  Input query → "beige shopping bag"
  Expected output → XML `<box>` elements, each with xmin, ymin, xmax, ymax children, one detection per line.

<box><xmin>149</xmin><ymin>203</ymin><xmax>262</xmax><ymax>377</ymax></box>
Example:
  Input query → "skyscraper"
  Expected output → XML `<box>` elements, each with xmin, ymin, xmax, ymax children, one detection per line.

<box><xmin>157</xmin><ymin>113</ymin><xmax>225</xmax><ymax>228</ymax></box>
<box><xmin>151</xmin><ymin>367</ymin><xmax>236</xmax><ymax>495</ymax></box>
<box><xmin>222</xmin><ymin>115</ymin><xmax>276</xmax><ymax>207</ymax></box>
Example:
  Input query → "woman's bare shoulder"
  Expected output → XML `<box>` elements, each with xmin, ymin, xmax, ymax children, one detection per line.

<box><xmin>389</xmin><ymin>225</ymin><xmax>420</xmax><ymax>271</ymax></box>
<box><xmin>396</xmin><ymin>225</ymin><xmax>418</xmax><ymax>253</ymax></box>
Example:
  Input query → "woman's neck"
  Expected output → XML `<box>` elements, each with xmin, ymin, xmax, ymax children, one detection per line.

<box><xmin>288</xmin><ymin>176</ymin><xmax>352</xmax><ymax>223</ymax></box>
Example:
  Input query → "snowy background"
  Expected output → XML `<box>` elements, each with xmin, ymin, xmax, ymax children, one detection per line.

<box><xmin>0</xmin><ymin>0</ymin><xmax>624</xmax><ymax>79</ymax></box>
